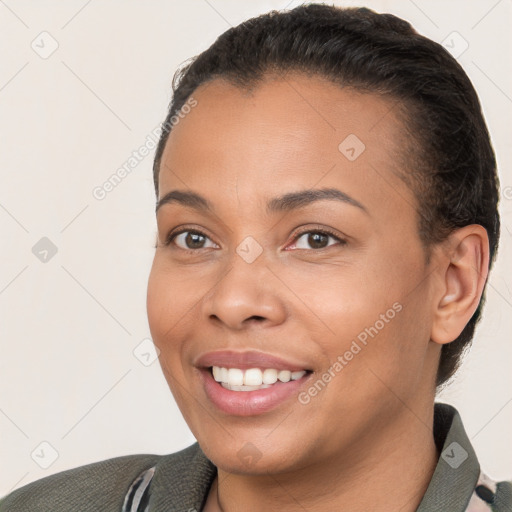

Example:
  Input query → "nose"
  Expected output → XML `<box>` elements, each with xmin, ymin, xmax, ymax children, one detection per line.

<box><xmin>202</xmin><ymin>249</ymin><xmax>288</xmax><ymax>331</ymax></box>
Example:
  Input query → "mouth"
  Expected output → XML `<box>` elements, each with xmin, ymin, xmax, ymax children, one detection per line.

<box><xmin>195</xmin><ymin>350</ymin><xmax>313</xmax><ymax>416</ymax></box>
<box><xmin>211</xmin><ymin>366</ymin><xmax>308</xmax><ymax>391</ymax></box>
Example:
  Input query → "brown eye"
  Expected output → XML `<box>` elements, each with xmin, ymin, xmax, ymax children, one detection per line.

<box><xmin>291</xmin><ymin>229</ymin><xmax>346</xmax><ymax>250</ymax></box>
<box><xmin>305</xmin><ymin>232</ymin><xmax>329</xmax><ymax>249</ymax></box>
<box><xmin>168</xmin><ymin>230</ymin><xmax>218</xmax><ymax>251</ymax></box>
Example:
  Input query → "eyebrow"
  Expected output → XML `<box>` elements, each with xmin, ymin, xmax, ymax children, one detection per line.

<box><xmin>155</xmin><ymin>187</ymin><xmax>368</xmax><ymax>215</ymax></box>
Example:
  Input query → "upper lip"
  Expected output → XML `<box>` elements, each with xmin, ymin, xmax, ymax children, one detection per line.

<box><xmin>194</xmin><ymin>350</ymin><xmax>312</xmax><ymax>372</ymax></box>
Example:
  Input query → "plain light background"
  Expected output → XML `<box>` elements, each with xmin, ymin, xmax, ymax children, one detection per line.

<box><xmin>0</xmin><ymin>0</ymin><xmax>511</xmax><ymax>496</ymax></box>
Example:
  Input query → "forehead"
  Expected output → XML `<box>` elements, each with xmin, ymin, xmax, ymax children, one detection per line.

<box><xmin>159</xmin><ymin>73</ymin><xmax>415</xmax><ymax>221</ymax></box>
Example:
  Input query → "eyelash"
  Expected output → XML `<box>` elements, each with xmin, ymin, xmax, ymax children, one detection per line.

<box><xmin>163</xmin><ymin>225</ymin><xmax>346</xmax><ymax>253</ymax></box>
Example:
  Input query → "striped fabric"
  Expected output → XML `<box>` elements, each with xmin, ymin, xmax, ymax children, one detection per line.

<box><xmin>122</xmin><ymin>466</ymin><xmax>155</xmax><ymax>512</ymax></box>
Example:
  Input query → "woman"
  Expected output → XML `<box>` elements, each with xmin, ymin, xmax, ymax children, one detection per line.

<box><xmin>1</xmin><ymin>4</ymin><xmax>510</xmax><ymax>511</ymax></box>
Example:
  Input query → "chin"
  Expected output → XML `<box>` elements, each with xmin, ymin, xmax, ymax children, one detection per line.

<box><xmin>197</xmin><ymin>431</ymin><xmax>308</xmax><ymax>476</ymax></box>
<box><xmin>212</xmin><ymin>450</ymin><xmax>300</xmax><ymax>476</ymax></box>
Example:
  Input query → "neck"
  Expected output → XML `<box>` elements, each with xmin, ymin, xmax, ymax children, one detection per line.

<box><xmin>205</xmin><ymin>404</ymin><xmax>439</xmax><ymax>512</ymax></box>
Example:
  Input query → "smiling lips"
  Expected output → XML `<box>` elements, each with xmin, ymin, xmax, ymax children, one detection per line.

<box><xmin>195</xmin><ymin>350</ymin><xmax>312</xmax><ymax>415</ymax></box>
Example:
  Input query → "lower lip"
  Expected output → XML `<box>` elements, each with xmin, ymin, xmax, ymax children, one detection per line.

<box><xmin>200</xmin><ymin>369</ymin><xmax>310</xmax><ymax>416</ymax></box>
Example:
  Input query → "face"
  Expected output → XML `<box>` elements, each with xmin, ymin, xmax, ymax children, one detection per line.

<box><xmin>147</xmin><ymin>73</ymin><xmax>442</xmax><ymax>474</ymax></box>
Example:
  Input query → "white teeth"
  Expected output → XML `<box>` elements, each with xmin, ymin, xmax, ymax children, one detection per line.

<box><xmin>278</xmin><ymin>370</ymin><xmax>291</xmax><ymax>382</ymax></box>
<box><xmin>291</xmin><ymin>370</ymin><xmax>306</xmax><ymax>380</ymax></box>
<box><xmin>211</xmin><ymin>366</ymin><xmax>307</xmax><ymax>390</ymax></box>
<box><xmin>227</xmin><ymin>368</ymin><xmax>244</xmax><ymax>386</ymax></box>
<box><xmin>221</xmin><ymin>383</ymin><xmax>272</xmax><ymax>392</ymax></box>
<box><xmin>244</xmin><ymin>368</ymin><xmax>263</xmax><ymax>386</ymax></box>
<box><xmin>262</xmin><ymin>368</ymin><xmax>278</xmax><ymax>384</ymax></box>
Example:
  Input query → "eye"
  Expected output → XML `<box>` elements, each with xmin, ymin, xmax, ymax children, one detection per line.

<box><xmin>165</xmin><ymin>229</ymin><xmax>218</xmax><ymax>251</ymax></box>
<box><xmin>163</xmin><ymin>226</ymin><xmax>345</xmax><ymax>252</ymax></box>
<box><xmin>288</xmin><ymin>228</ymin><xmax>346</xmax><ymax>251</ymax></box>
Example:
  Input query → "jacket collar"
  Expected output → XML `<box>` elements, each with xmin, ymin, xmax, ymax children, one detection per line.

<box><xmin>149</xmin><ymin>442</ymin><xmax>215</xmax><ymax>511</ymax></box>
<box><xmin>149</xmin><ymin>403</ymin><xmax>480</xmax><ymax>511</ymax></box>
<box><xmin>417</xmin><ymin>402</ymin><xmax>480</xmax><ymax>511</ymax></box>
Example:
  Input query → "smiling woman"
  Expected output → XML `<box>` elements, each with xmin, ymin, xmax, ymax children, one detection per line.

<box><xmin>1</xmin><ymin>3</ymin><xmax>511</xmax><ymax>512</ymax></box>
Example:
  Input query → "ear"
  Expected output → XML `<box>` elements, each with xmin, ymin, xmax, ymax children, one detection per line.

<box><xmin>430</xmin><ymin>225</ymin><xmax>490</xmax><ymax>345</ymax></box>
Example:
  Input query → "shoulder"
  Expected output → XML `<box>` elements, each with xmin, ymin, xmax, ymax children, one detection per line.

<box><xmin>0</xmin><ymin>453</ymin><xmax>162</xmax><ymax>512</ymax></box>
<box><xmin>0</xmin><ymin>443</ymin><xmax>214</xmax><ymax>512</ymax></box>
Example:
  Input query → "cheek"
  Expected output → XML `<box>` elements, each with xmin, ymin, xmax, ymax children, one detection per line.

<box><xmin>146</xmin><ymin>259</ymin><xmax>192</xmax><ymax>356</ymax></box>
<box><xmin>284</xmin><ymin>256</ymin><xmax>401</xmax><ymax>344</ymax></box>
<box><xmin>331</xmin><ymin>270</ymin><xmax>433</xmax><ymax>399</ymax></box>
<box><xmin>146</xmin><ymin>264</ymin><xmax>169</xmax><ymax>343</ymax></box>
<box><xmin>289</xmin><ymin>248</ymin><xmax>430</xmax><ymax>379</ymax></box>
<box><xmin>146</xmin><ymin>262</ymin><xmax>195</xmax><ymax>405</ymax></box>
<box><xmin>147</xmin><ymin>257</ymin><xmax>202</xmax><ymax>339</ymax></box>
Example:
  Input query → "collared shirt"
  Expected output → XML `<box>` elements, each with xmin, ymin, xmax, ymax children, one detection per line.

<box><xmin>122</xmin><ymin>403</ymin><xmax>512</xmax><ymax>511</ymax></box>
<box><xmin>1</xmin><ymin>403</ymin><xmax>510</xmax><ymax>511</ymax></box>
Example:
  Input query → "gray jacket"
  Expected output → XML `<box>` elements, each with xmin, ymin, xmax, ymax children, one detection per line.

<box><xmin>1</xmin><ymin>403</ymin><xmax>510</xmax><ymax>511</ymax></box>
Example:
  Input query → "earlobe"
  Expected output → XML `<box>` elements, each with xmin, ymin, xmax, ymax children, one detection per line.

<box><xmin>430</xmin><ymin>225</ymin><xmax>490</xmax><ymax>345</ymax></box>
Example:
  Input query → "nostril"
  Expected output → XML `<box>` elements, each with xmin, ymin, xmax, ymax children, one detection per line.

<box><xmin>248</xmin><ymin>315</ymin><xmax>265</xmax><ymax>322</ymax></box>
